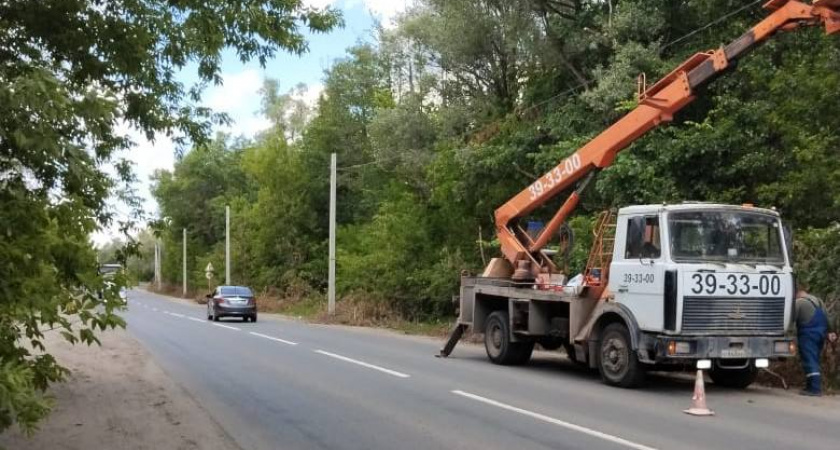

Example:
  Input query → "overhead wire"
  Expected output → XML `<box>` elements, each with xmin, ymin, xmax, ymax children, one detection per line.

<box><xmin>335</xmin><ymin>0</ymin><xmax>768</xmax><ymax>172</ymax></box>
<box><xmin>337</xmin><ymin>156</ymin><xmax>403</xmax><ymax>171</ymax></box>
<box><xmin>487</xmin><ymin>1</ymin><xmax>767</xmax><ymax>121</ymax></box>
<box><xmin>660</xmin><ymin>0</ymin><xmax>765</xmax><ymax>53</ymax></box>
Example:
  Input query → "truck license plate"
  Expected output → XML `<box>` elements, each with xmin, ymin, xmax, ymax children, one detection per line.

<box><xmin>720</xmin><ymin>348</ymin><xmax>747</xmax><ymax>358</ymax></box>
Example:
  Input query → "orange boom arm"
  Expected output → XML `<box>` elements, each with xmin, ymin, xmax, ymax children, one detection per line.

<box><xmin>494</xmin><ymin>0</ymin><xmax>840</xmax><ymax>278</ymax></box>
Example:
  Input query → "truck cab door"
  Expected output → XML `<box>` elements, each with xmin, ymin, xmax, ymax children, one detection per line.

<box><xmin>609</xmin><ymin>215</ymin><xmax>666</xmax><ymax>332</ymax></box>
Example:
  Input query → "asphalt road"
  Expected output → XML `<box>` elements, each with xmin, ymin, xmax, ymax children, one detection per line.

<box><xmin>124</xmin><ymin>289</ymin><xmax>839</xmax><ymax>450</ymax></box>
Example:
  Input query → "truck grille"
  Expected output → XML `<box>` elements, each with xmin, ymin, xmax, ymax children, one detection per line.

<box><xmin>682</xmin><ymin>296</ymin><xmax>785</xmax><ymax>333</ymax></box>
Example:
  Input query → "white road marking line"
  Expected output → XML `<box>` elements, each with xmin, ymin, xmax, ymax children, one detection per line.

<box><xmin>170</xmin><ymin>313</ymin><xmax>185</xmax><ymax>318</ymax></box>
<box><xmin>152</xmin><ymin>308</ymin><xmax>158</xmax><ymax>312</ymax></box>
<box><xmin>451</xmin><ymin>390</ymin><xmax>658</xmax><ymax>450</ymax></box>
<box><xmin>163</xmin><ymin>310</ymin><xmax>171</xmax><ymax>314</ymax></box>
<box><xmin>249</xmin><ymin>332</ymin><xmax>298</xmax><ymax>346</ymax></box>
<box><xmin>212</xmin><ymin>323</ymin><xmax>241</xmax><ymax>331</ymax></box>
<box><xmin>187</xmin><ymin>317</ymin><xmax>204</xmax><ymax>323</ymax></box>
<box><xmin>314</xmin><ymin>350</ymin><xmax>410</xmax><ymax>378</ymax></box>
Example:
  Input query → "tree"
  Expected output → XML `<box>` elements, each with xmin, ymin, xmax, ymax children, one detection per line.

<box><xmin>259</xmin><ymin>80</ymin><xmax>317</xmax><ymax>142</ymax></box>
<box><xmin>0</xmin><ymin>0</ymin><xmax>340</xmax><ymax>434</ymax></box>
<box><xmin>400</xmin><ymin>0</ymin><xmax>540</xmax><ymax>116</ymax></box>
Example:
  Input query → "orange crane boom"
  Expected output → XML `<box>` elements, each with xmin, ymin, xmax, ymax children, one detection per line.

<box><xmin>495</xmin><ymin>0</ymin><xmax>840</xmax><ymax>281</ymax></box>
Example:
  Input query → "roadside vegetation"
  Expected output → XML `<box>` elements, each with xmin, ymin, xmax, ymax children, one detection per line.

<box><xmin>0</xmin><ymin>0</ymin><xmax>341</xmax><ymax>435</ymax></box>
<box><xmin>146</xmin><ymin>0</ymin><xmax>839</xmax><ymax>391</ymax></box>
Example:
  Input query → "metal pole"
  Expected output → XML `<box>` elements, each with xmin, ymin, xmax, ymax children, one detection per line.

<box><xmin>225</xmin><ymin>205</ymin><xmax>231</xmax><ymax>285</ymax></box>
<box><xmin>182</xmin><ymin>228</ymin><xmax>187</xmax><ymax>297</ymax></box>
<box><xmin>328</xmin><ymin>153</ymin><xmax>337</xmax><ymax>315</ymax></box>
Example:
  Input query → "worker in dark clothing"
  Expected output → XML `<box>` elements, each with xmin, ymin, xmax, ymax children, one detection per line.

<box><xmin>795</xmin><ymin>287</ymin><xmax>837</xmax><ymax>396</ymax></box>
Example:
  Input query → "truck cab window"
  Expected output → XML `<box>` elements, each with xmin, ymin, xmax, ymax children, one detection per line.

<box><xmin>625</xmin><ymin>216</ymin><xmax>661</xmax><ymax>259</ymax></box>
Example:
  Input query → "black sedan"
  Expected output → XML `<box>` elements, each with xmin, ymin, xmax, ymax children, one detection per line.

<box><xmin>206</xmin><ymin>286</ymin><xmax>257</xmax><ymax>322</ymax></box>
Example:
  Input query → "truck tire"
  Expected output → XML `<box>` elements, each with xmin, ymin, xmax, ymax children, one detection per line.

<box><xmin>598</xmin><ymin>323</ymin><xmax>645</xmax><ymax>388</ymax></box>
<box><xmin>485</xmin><ymin>311</ymin><xmax>534</xmax><ymax>365</ymax></box>
<box><xmin>709</xmin><ymin>365</ymin><xmax>757</xmax><ymax>389</ymax></box>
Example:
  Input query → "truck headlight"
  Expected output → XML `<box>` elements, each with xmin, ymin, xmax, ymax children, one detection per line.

<box><xmin>774</xmin><ymin>341</ymin><xmax>795</xmax><ymax>354</ymax></box>
<box><xmin>667</xmin><ymin>341</ymin><xmax>692</xmax><ymax>355</ymax></box>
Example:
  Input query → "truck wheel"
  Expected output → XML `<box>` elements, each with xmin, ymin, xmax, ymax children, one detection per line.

<box><xmin>598</xmin><ymin>323</ymin><xmax>645</xmax><ymax>388</ymax></box>
<box><xmin>485</xmin><ymin>311</ymin><xmax>534</xmax><ymax>365</ymax></box>
<box><xmin>709</xmin><ymin>365</ymin><xmax>757</xmax><ymax>389</ymax></box>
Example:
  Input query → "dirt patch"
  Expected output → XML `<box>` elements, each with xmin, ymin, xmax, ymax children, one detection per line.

<box><xmin>0</xmin><ymin>328</ymin><xmax>240</xmax><ymax>450</ymax></box>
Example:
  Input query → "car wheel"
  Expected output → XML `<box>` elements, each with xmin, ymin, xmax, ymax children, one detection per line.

<box><xmin>212</xmin><ymin>308</ymin><xmax>220</xmax><ymax>322</ymax></box>
<box><xmin>207</xmin><ymin>306</ymin><xmax>212</xmax><ymax>321</ymax></box>
<box><xmin>242</xmin><ymin>316</ymin><xmax>249</xmax><ymax>323</ymax></box>
<box><xmin>598</xmin><ymin>323</ymin><xmax>645</xmax><ymax>388</ymax></box>
<box><xmin>251</xmin><ymin>314</ymin><xmax>258</xmax><ymax>323</ymax></box>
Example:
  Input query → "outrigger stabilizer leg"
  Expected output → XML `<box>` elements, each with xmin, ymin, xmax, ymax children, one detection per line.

<box><xmin>437</xmin><ymin>324</ymin><xmax>468</xmax><ymax>358</ymax></box>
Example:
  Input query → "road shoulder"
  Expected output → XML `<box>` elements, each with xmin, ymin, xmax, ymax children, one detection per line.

<box><xmin>0</xmin><ymin>327</ymin><xmax>241</xmax><ymax>450</ymax></box>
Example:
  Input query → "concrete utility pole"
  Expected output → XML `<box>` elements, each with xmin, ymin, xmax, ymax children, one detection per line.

<box><xmin>154</xmin><ymin>241</ymin><xmax>162</xmax><ymax>291</ymax></box>
<box><xmin>328</xmin><ymin>153</ymin><xmax>337</xmax><ymax>315</ymax></box>
<box><xmin>225</xmin><ymin>205</ymin><xmax>231</xmax><ymax>285</ymax></box>
<box><xmin>182</xmin><ymin>228</ymin><xmax>187</xmax><ymax>297</ymax></box>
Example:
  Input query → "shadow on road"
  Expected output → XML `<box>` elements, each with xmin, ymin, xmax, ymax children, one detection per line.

<box><xmin>453</xmin><ymin>349</ymin><xmax>789</xmax><ymax>397</ymax></box>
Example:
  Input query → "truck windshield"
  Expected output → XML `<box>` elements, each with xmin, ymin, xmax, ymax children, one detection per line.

<box><xmin>668</xmin><ymin>211</ymin><xmax>785</xmax><ymax>265</ymax></box>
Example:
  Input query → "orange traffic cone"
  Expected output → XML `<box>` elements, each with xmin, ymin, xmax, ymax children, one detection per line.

<box><xmin>683</xmin><ymin>369</ymin><xmax>715</xmax><ymax>416</ymax></box>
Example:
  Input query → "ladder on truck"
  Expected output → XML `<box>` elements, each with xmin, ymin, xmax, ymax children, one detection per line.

<box><xmin>583</xmin><ymin>210</ymin><xmax>616</xmax><ymax>287</ymax></box>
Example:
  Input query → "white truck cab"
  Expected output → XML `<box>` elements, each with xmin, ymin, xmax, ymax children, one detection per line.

<box><xmin>606</xmin><ymin>203</ymin><xmax>795</xmax><ymax>385</ymax></box>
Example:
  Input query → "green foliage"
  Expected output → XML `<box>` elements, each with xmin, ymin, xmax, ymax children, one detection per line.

<box><xmin>0</xmin><ymin>0</ymin><xmax>340</xmax><ymax>434</ymax></box>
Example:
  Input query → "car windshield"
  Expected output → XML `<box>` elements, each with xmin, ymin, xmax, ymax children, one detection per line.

<box><xmin>668</xmin><ymin>211</ymin><xmax>785</xmax><ymax>264</ymax></box>
<box><xmin>219</xmin><ymin>286</ymin><xmax>253</xmax><ymax>297</ymax></box>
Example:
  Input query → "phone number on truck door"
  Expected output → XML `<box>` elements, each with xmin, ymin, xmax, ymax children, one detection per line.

<box><xmin>623</xmin><ymin>273</ymin><xmax>655</xmax><ymax>284</ymax></box>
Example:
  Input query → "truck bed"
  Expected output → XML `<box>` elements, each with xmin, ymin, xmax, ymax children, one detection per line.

<box><xmin>462</xmin><ymin>277</ymin><xmax>584</xmax><ymax>302</ymax></box>
<box><xmin>458</xmin><ymin>277</ymin><xmax>593</xmax><ymax>338</ymax></box>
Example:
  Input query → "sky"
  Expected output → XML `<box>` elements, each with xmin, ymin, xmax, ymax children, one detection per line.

<box><xmin>96</xmin><ymin>0</ymin><xmax>410</xmax><ymax>245</ymax></box>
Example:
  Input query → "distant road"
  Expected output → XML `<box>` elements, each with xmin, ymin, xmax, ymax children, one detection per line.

<box><xmin>125</xmin><ymin>289</ymin><xmax>840</xmax><ymax>450</ymax></box>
